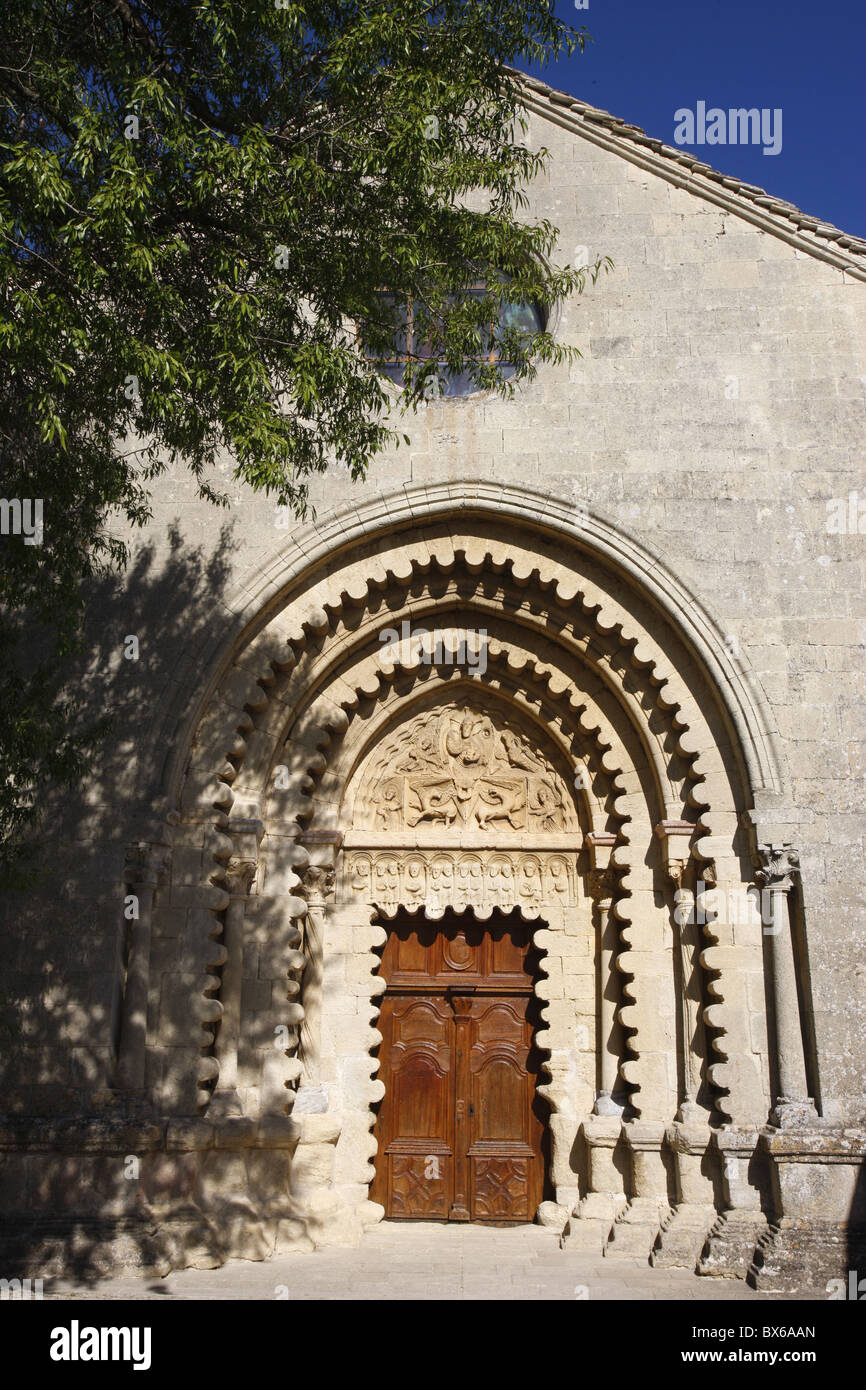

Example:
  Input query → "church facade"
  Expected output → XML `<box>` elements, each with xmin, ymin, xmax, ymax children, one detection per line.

<box><xmin>2</xmin><ymin>76</ymin><xmax>865</xmax><ymax>1293</ymax></box>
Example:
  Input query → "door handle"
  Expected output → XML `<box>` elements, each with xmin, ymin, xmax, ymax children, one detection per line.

<box><xmin>469</xmin><ymin>1103</ymin><xmax>475</xmax><ymax>1117</ymax></box>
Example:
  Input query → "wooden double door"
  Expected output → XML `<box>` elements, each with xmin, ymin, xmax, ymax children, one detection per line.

<box><xmin>371</xmin><ymin>912</ymin><xmax>547</xmax><ymax>1223</ymax></box>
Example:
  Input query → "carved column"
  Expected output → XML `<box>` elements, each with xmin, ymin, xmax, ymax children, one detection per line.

<box><xmin>743</xmin><ymin>843</ymin><xmax>855</xmax><ymax>1292</ymax></box>
<box><xmin>650</xmin><ymin>822</ymin><xmax>717</xmax><ymax>1267</ymax></box>
<box><xmin>655</xmin><ymin>820</ymin><xmax>706</xmax><ymax>1122</ymax></box>
<box><xmin>211</xmin><ymin>822</ymin><xmax>261</xmax><ymax>1117</ymax></box>
<box><xmin>298</xmin><ymin>864</ymin><xmax>336</xmax><ymax>1086</ymax></box>
<box><xmin>288</xmin><ymin>845</ymin><xmax>357</xmax><ymax>1246</ymax></box>
<box><xmin>116</xmin><ymin>840</ymin><xmax>170</xmax><ymax>1092</ymax></box>
<box><xmin>754</xmin><ymin>844</ymin><xmax>813</xmax><ymax>1125</ymax></box>
<box><xmin>563</xmin><ymin>835</ymin><xmax>627</xmax><ymax>1253</ymax></box>
<box><xmin>585</xmin><ymin>832</ymin><xmax>621</xmax><ymax>1115</ymax></box>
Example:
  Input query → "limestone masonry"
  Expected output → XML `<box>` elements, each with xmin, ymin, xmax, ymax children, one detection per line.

<box><xmin>1</xmin><ymin>77</ymin><xmax>864</xmax><ymax>1293</ymax></box>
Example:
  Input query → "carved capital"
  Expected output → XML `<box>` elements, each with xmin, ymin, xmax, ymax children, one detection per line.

<box><xmin>226</xmin><ymin>857</ymin><xmax>257</xmax><ymax>896</ymax></box>
<box><xmin>586</xmin><ymin>866</ymin><xmax>616</xmax><ymax>905</ymax></box>
<box><xmin>654</xmin><ymin>819</ymin><xmax>694</xmax><ymax>886</ymax></box>
<box><xmin>754</xmin><ymin>843</ymin><xmax>800</xmax><ymax>894</ymax></box>
<box><xmin>124</xmin><ymin>841</ymin><xmax>170</xmax><ymax>888</ymax></box>
<box><xmin>301</xmin><ymin>865</ymin><xmax>336</xmax><ymax>905</ymax></box>
<box><xmin>665</xmin><ymin>859</ymin><xmax>688</xmax><ymax>888</ymax></box>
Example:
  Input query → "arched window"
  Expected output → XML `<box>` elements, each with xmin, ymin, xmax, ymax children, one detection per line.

<box><xmin>368</xmin><ymin>277</ymin><xmax>546</xmax><ymax>398</ymax></box>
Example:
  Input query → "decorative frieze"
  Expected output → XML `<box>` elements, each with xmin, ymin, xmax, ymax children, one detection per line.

<box><xmin>341</xmin><ymin>848</ymin><xmax>578</xmax><ymax>915</ymax></box>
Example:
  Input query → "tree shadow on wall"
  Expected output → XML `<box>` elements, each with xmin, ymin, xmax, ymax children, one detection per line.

<box><xmin>0</xmin><ymin>519</ymin><xmax>241</xmax><ymax>1286</ymax></box>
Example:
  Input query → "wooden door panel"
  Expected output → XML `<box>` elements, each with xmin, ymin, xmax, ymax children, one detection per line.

<box><xmin>390</xmin><ymin>1154</ymin><xmax>451</xmax><ymax>1220</ymax></box>
<box><xmin>371</xmin><ymin>995</ymin><xmax>455</xmax><ymax>1218</ymax></box>
<box><xmin>473</xmin><ymin>1055</ymin><xmax>528</xmax><ymax>1141</ymax></box>
<box><xmin>373</xmin><ymin>911</ymin><xmax>545</xmax><ymax>1223</ymax></box>
<box><xmin>466</xmin><ymin>995</ymin><xmax>542</xmax><ymax>1220</ymax></box>
<box><xmin>472</xmin><ymin>1156</ymin><xmax>532</xmax><ymax>1222</ymax></box>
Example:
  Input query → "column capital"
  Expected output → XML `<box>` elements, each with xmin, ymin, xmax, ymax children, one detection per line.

<box><xmin>226</xmin><ymin>857</ymin><xmax>257</xmax><ymax>896</ymax></box>
<box><xmin>754</xmin><ymin>843</ymin><xmax>800</xmax><ymax>893</ymax></box>
<box><xmin>123</xmin><ymin>841</ymin><xmax>170</xmax><ymax>888</ymax></box>
<box><xmin>586</xmin><ymin>866</ymin><xmax>616</xmax><ymax>905</ymax></box>
<box><xmin>583</xmin><ymin>831</ymin><xmax>616</xmax><ymax>873</ymax></box>
<box><xmin>654</xmin><ymin>819</ymin><xmax>695</xmax><ymax>885</ymax></box>
<box><xmin>225</xmin><ymin>817</ymin><xmax>264</xmax><ymax>894</ymax></box>
<box><xmin>300</xmin><ymin>864</ymin><xmax>336</xmax><ymax>906</ymax></box>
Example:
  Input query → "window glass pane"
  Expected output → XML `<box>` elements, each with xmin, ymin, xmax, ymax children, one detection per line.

<box><xmin>495</xmin><ymin>299</ymin><xmax>543</xmax><ymax>342</ymax></box>
<box><xmin>366</xmin><ymin>277</ymin><xmax>546</xmax><ymax>396</ymax></box>
<box><xmin>374</xmin><ymin>293</ymin><xmax>408</xmax><ymax>357</ymax></box>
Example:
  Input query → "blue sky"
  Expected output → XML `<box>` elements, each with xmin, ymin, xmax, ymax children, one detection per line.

<box><xmin>520</xmin><ymin>0</ymin><xmax>865</xmax><ymax>237</ymax></box>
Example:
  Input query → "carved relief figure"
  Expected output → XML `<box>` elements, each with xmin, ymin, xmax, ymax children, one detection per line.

<box><xmin>354</xmin><ymin>700</ymin><xmax>577</xmax><ymax>834</ymax></box>
<box><xmin>343</xmin><ymin>850</ymin><xmax>577</xmax><ymax>913</ymax></box>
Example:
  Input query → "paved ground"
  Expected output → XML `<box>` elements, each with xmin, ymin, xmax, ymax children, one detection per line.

<box><xmin>44</xmin><ymin>1222</ymin><xmax>790</xmax><ymax>1301</ymax></box>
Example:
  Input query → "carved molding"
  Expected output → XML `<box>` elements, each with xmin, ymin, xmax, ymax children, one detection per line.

<box><xmin>166</xmin><ymin>501</ymin><xmax>781</xmax><ymax>1131</ymax></box>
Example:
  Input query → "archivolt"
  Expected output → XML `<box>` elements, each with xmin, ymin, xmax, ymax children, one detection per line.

<box><xmin>153</xmin><ymin>484</ymin><xmax>779</xmax><ymax>1130</ymax></box>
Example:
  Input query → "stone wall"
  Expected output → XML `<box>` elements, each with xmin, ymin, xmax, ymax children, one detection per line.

<box><xmin>1</xmin><ymin>88</ymin><xmax>864</xmax><ymax>1288</ymax></box>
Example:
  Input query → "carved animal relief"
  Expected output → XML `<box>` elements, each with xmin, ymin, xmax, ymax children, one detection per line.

<box><xmin>352</xmin><ymin>703</ymin><xmax>578</xmax><ymax>834</ymax></box>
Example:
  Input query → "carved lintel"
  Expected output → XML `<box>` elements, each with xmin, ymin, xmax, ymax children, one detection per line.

<box><xmin>226</xmin><ymin>857</ymin><xmax>257</xmax><ymax>896</ymax></box>
<box><xmin>301</xmin><ymin>865</ymin><xmax>336</xmax><ymax>906</ymax></box>
<box><xmin>343</xmin><ymin>849</ymin><xmax>576</xmax><ymax>912</ymax></box>
<box><xmin>754</xmin><ymin>843</ymin><xmax>800</xmax><ymax>895</ymax></box>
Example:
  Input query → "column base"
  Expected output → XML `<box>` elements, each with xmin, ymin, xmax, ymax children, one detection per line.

<box><xmin>605</xmin><ymin>1197</ymin><xmax>670</xmax><ymax>1260</ymax></box>
<box><xmin>749</xmin><ymin>1122</ymin><xmax>866</xmax><ymax>1292</ymax></box>
<box><xmin>561</xmin><ymin>1192</ymin><xmax>627</xmax><ymax>1253</ymax></box>
<box><xmin>697</xmin><ymin>1210</ymin><xmax>768</xmax><ymax>1279</ymax></box>
<box><xmin>651</xmin><ymin>1203</ymin><xmax>718</xmax><ymax>1270</ymax></box>
<box><xmin>748</xmin><ymin>1219</ymin><xmax>861</xmax><ymax>1294</ymax></box>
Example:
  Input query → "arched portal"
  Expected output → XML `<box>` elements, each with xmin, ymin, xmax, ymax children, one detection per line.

<box><xmin>121</xmin><ymin>483</ymin><xmax>817</xmax><ymax>1275</ymax></box>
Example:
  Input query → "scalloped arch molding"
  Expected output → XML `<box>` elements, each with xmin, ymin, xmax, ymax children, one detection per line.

<box><xmin>158</xmin><ymin>481</ymin><xmax>784</xmax><ymax>815</ymax></box>
<box><xmin>121</xmin><ymin>478</ymin><xmax>824</xmax><ymax>1277</ymax></box>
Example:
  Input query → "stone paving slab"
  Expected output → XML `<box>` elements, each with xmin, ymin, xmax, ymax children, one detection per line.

<box><xmin>39</xmin><ymin>1221</ymin><xmax>809</xmax><ymax>1301</ymax></box>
